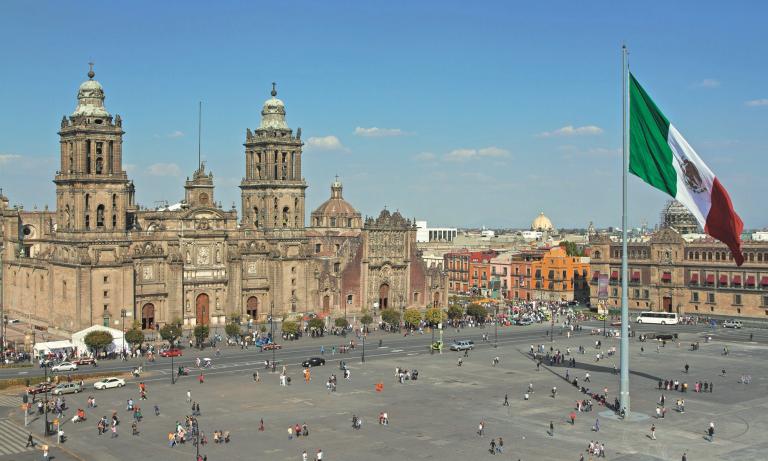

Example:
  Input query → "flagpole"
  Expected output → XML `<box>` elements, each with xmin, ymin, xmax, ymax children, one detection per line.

<box><xmin>619</xmin><ymin>43</ymin><xmax>631</xmax><ymax>417</ymax></box>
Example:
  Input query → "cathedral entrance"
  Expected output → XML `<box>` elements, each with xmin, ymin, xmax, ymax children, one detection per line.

<box><xmin>196</xmin><ymin>293</ymin><xmax>210</xmax><ymax>326</ymax></box>
<box><xmin>322</xmin><ymin>295</ymin><xmax>331</xmax><ymax>313</ymax></box>
<box><xmin>433</xmin><ymin>292</ymin><xmax>440</xmax><ymax>307</ymax></box>
<box><xmin>247</xmin><ymin>296</ymin><xmax>259</xmax><ymax>320</ymax></box>
<box><xmin>141</xmin><ymin>303</ymin><xmax>155</xmax><ymax>330</ymax></box>
<box><xmin>378</xmin><ymin>283</ymin><xmax>389</xmax><ymax>309</ymax></box>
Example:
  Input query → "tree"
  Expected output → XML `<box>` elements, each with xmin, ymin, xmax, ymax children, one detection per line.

<box><xmin>124</xmin><ymin>328</ymin><xmax>145</xmax><ymax>349</ymax></box>
<box><xmin>560</xmin><ymin>241</ymin><xmax>583</xmax><ymax>257</ymax></box>
<box><xmin>159</xmin><ymin>323</ymin><xmax>182</xmax><ymax>347</ymax></box>
<box><xmin>225</xmin><ymin>323</ymin><xmax>241</xmax><ymax>339</ymax></box>
<box><xmin>193</xmin><ymin>325</ymin><xmax>210</xmax><ymax>347</ymax></box>
<box><xmin>403</xmin><ymin>308</ymin><xmax>422</xmax><ymax>328</ymax></box>
<box><xmin>259</xmin><ymin>324</ymin><xmax>267</xmax><ymax>333</ymax></box>
<box><xmin>360</xmin><ymin>314</ymin><xmax>373</xmax><ymax>326</ymax></box>
<box><xmin>84</xmin><ymin>330</ymin><xmax>113</xmax><ymax>356</ymax></box>
<box><xmin>381</xmin><ymin>308</ymin><xmax>400</xmax><ymax>326</ymax></box>
<box><xmin>334</xmin><ymin>317</ymin><xmax>349</xmax><ymax>329</ymax></box>
<box><xmin>308</xmin><ymin>317</ymin><xmax>325</xmax><ymax>331</ymax></box>
<box><xmin>425</xmin><ymin>307</ymin><xmax>444</xmax><ymax>326</ymax></box>
<box><xmin>282</xmin><ymin>320</ymin><xmax>299</xmax><ymax>336</ymax></box>
<box><xmin>466</xmin><ymin>303</ymin><xmax>487</xmax><ymax>322</ymax></box>
<box><xmin>447</xmin><ymin>305</ymin><xmax>464</xmax><ymax>320</ymax></box>
<box><xmin>228</xmin><ymin>313</ymin><xmax>242</xmax><ymax>325</ymax></box>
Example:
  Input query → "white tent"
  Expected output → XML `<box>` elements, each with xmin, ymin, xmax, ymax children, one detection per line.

<box><xmin>71</xmin><ymin>325</ymin><xmax>127</xmax><ymax>356</ymax></box>
<box><xmin>33</xmin><ymin>340</ymin><xmax>75</xmax><ymax>358</ymax></box>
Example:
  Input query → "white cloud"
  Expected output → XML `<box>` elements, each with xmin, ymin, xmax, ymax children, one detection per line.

<box><xmin>444</xmin><ymin>146</ymin><xmax>510</xmax><ymax>162</ymax></box>
<box><xmin>695</xmin><ymin>78</ymin><xmax>720</xmax><ymax>88</ymax></box>
<box><xmin>123</xmin><ymin>163</ymin><xmax>136</xmax><ymax>173</ymax></box>
<box><xmin>0</xmin><ymin>154</ymin><xmax>22</xmax><ymax>166</ymax></box>
<box><xmin>305</xmin><ymin>135</ymin><xmax>347</xmax><ymax>151</ymax></box>
<box><xmin>414</xmin><ymin>152</ymin><xmax>436</xmax><ymax>161</ymax></box>
<box><xmin>537</xmin><ymin>125</ymin><xmax>604</xmax><ymax>138</ymax></box>
<box><xmin>354</xmin><ymin>126</ymin><xmax>407</xmax><ymax>137</ymax></box>
<box><xmin>146</xmin><ymin>163</ymin><xmax>181</xmax><ymax>176</ymax></box>
<box><xmin>745</xmin><ymin>98</ymin><xmax>768</xmax><ymax>107</ymax></box>
<box><xmin>167</xmin><ymin>130</ymin><xmax>185</xmax><ymax>138</ymax></box>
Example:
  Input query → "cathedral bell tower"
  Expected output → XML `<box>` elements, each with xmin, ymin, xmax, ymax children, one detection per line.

<box><xmin>54</xmin><ymin>65</ymin><xmax>135</xmax><ymax>233</ymax></box>
<box><xmin>240</xmin><ymin>83</ymin><xmax>307</xmax><ymax>231</ymax></box>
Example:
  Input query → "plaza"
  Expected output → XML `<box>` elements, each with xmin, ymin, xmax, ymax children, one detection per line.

<box><xmin>1</xmin><ymin>321</ymin><xmax>766</xmax><ymax>460</ymax></box>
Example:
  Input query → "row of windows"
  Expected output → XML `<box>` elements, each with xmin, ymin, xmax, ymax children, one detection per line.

<box><xmin>313</xmin><ymin>217</ymin><xmax>355</xmax><ymax>227</ymax></box>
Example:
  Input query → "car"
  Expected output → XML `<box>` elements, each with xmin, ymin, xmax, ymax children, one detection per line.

<box><xmin>449</xmin><ymin>340</ymin><xmax>474</xmax><ymax>351</ymax></box>
<box><xmin>52</xmin><ymin>382</ymin><xmax>82</xmax><ymax>395</ymax></box>
<box><xmin>27</xmin><ymin>383</ymin><xmax>55</xmax><ymax>395</ymax></box>
<box><xmin>159</xmin><ymin>348</ymin><xmax>183</xmax><ymax>357</ymax></box>
<box><xmin>723</xmin><ymin>319</ymin><xmax>742</xmax><ymax>329</ymax></box>
<box><xmin>262</xmin><ymin>343</ymin><xmax>282</xmax><ymax>351</ymax></box>
<box><xmin>51</xmin><ymin>362</ymin><xmax>78</xmax><ymax>372</ymax></box>
<box><xmin>73</xmin><ymin>357</ymin><xmax>96</xmax><ymax>365</ymax></box>
<box><xmin>301</xmin><ymin>357</ymin><xmax>326</xmax><ymax>368</ymax></box>
<box><xmin>93</xmin><ymin>377</ymin><xmax>125</xmax><ymax>390</ymax></box>
<box><xmin>516</xmin><ymin>318</ymin><xmax>533</xmax><ymax>326</ymax></box>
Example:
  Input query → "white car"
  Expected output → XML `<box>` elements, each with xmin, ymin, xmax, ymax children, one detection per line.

<box><xmin>723</xmin><ymin>320</ymin><xmax>742</xmax><ymax>329</ymax></box>
<box><xmin>93</xmin><ymin>377</ymin><xmax>126</xmax><ymax>390</ymax></box>
<box><xmin>51</xmin><ymin>362</ymin><xmax>78</xmax><ymax>372</ymax></box>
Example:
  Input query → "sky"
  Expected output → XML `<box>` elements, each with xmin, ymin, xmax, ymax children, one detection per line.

<box><xmin>1</xmin><ymin>1</ymin><xmax>766</xmax><ymax>230</ymax></box>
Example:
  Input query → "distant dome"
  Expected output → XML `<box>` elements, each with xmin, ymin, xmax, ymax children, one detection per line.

<box><xmin>311</xmin><ymin>178</ymin><xmax>361</xmax><ymax>228</ymax></box>
<box><xmin>258</xmin><ymin>82</ymin><xmax>288</xmax><ymax>130</ymax></box>
<box><xmin>72</xmin><ymin>66</ymin><xmax>110</xmax><ymax>117</ymax></box>
<box><xmin>531</xmin><ymin>212</ymin><xmax>554</xmax><ymax>231</ymax></box>
<box><xmin>661</xmin><ymin>200</ymin><xmax>700</xmax><ymax>234</ymax></box>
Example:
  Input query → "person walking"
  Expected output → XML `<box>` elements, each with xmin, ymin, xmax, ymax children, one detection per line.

<box><xmin>503</xmin><ymin>394</ymin><xmax>509</xmax><ymax>406</ymax></box>
<box><xmin>650</xmin><ymin>424</ymin><xmax>656</xmax><ymax>440</ymax></box>
<box><xmin>594</xmin><ymin>418</ymin><xmax>600</xmax><ymax>432</ymax></box>
<box><xmin>187</xmin><ymin>390</ymin><xmax>192</xmax><ymax>403</ymax></box>
<box><xmin>569</xmin><ymin>411</ymin><xmax>576</xmax><ymax>425</ymax></box>
<box><xmin>489</xmin><ymin>439</ymin><xmax>496</xmax><ymax>455</ymax></box>
<box><xmin>708</xmin><ymin>421</ymin><xmax>715</xmax><ymax>441</ymax></box>
<box><xmin>477</xmin><ymin>421</ymin><xmax>485</xmax><ymax>436</ymax></box>
<box><xmin>302</xmin><ymin>450</ymin><xmax>308</xmax><ymax>461</ymax></box>
<box><xmin>496</xmin><ymin>437</ymin><xmax>503</xmax><ymax>454</ymax></box>
<box><xmin>682</xmin><ymin>453</ymin><xmax>687</xmax><ymax>461</ymax></box>
<box><xmin>25</xmin><ymin>432</ymin><xmax>34</xmax><ymax>448</ymax></box>
<box><xmin>315</xmin><ymin>448</ymin><xmax>323</xmax><ymax>461</ymax></box>
<box><xmin>549</xmin><ymin>420</ymin><xmax>554</xmax><ymax>436</ymax></box>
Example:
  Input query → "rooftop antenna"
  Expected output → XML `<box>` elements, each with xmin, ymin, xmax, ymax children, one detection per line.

<box><xmin>198</xmin><ymin>101</ymin><xmax>202</xmax><ymax>170</ymax></box>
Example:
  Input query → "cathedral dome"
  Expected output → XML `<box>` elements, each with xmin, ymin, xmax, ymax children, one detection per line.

<box><xmin>258</xmin><ymin>82</ymin><xmax>288</xmax><ymax>130</ymax></box>
<box><xmin>311</xmin><ymin>177</ymin><xmax>361</xmax><ymax>228</ymax></box>
<box><xmin>531</xmin><ymin>212</ymin><xmax>554</xmax><ymax>231</ymax></box>
<box><xmin>72</xmin><ymin>65</ymin><xmax>110</xmax><ymax>118</ymax></box>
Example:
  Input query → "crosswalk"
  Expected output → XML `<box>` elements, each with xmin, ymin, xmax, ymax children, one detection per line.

<box><xmin>0</xmin><ymin>394</ymin><xmax>22</xmax><ymax>408</ymax></box>
<box><xmin>0</xmin><ymin>419</ymin><xmax>35</xmax><ymax>456</ymax></box>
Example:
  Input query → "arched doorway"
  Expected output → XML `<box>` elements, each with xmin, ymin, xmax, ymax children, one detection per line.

<box><xmin>433</xmin><ymin>292</ymin><xmax>441</xmax><ymax>307</ymax></box>
<box><xmin>141</xmin><ymin>303</ymin><xmax>155</xmax><ymax>330</ymax></box>
<box><xmin>246</xmin><ymin>296</ymin><xmax>259</xmax><ymax>320</ymax></box>
<box><xmin>322</xmin><ymin>295</ymin><xmax>331</xmax><ymax>313</ymax></box>
<box><xmin>379</xmin><ymin>283</ymin><xmax>389</xmax><ymax>309</ymax></box>
<box><xmin>196</xmin><ymin>293</ymin><xmax>210</xmax><ymax>326</ymax></box>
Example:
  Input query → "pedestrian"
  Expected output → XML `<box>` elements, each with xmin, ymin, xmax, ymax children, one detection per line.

<box><xmin>569</xmin><ymin>411</ymin><xmax>576</xmax><ymax>425</ymax></box>
<box><xmin>684</xmin><ymin>363</ymin><xmax>689</xmax><ymax>373</ymax></box>
<box><xmin>199</xmin><ymin>373</ymin><xmax>204</xmax><ymax>384</ymax></box>
<box><xmin>682</xmin><ymin>453</ymin><xmax>687</xmax><ymax>461</ymax></box>
<box><xmin>477</xmin><ymin>421</ymin><xmax>484</xmax><ymax>436</ymax></box>
<box><xmin>489</xmin><ymin>439</ymin><xmax>496</xmax><ymax>454</ymax></box>
<box><xmin>497</xmin><ymin>437</ymin><xmax>503</xmax><ymax>454</ymax></box>
<box><xmin>302</xmin><ymin>450</ymin><xmax>308</xmax><ymax>461</ymax></box>
<box><xmin>187</xmin><ymin>390</ymin><xmax>191</xmax><ymax>403</ymax></box>
<box><xmin>594</xmin><ymin>418</ymin><xmax>600</xmax><ymax>432</ymax></box>
<box><xmin>503</xmin><ymin>394</ymin><xmax>509</xmax><ymax>406</ymax></box>
<box><xmin>549</xmin><ymin>420</ymin><xmax>554</xmax><ymax>436</ymax></box>
<box><xmin>585</xmin><ymin>372</ymin><xmax>590</xmax><ymax>383</ymax></box>
<box><xmin>154</xmin><ymin>405</ymin><xmax>160</xmax><ymax>416</ymax></box>
<box><xmin>709</xmin><ymin>382</ymin><xmax>713</xmax><ymax>393</ymax></box>
<box><xmin>316</xmin><ymin>448</ymin><xmax>323</xmax><ymax>461</ymax></box>
<box><xmin>708</xmin><ymin>421</ymin><xmax>715</xmax><ymax>441</ymax></box>
<box><xmin>259</xmin><ymin>418</ymin><xmax>265</xmax><ymax>431</ymax></box>
<box><xmin>288</xmin><ymin>426</ymin><xmax>293</xmax><ymax>440</ymax></box>
<box><xmin>25</xmin><ymin>432</ymin><xmax>34</xmax><ymax>448</ymax></box>
<box><xmin>111</xmin><ymin>422</ymin><xmax>118</xmax><ymax>438</ymax></box>
<box><xmin>650</xmin><ymin>424</ymin><xmax>656</xmax><ymax>440</ymax></box>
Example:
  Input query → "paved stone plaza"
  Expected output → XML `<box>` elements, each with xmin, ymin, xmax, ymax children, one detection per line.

<box><xmin>2</xmin><ymin>323</ymin><xmax>767</xmax><ymax>460</ymax></box>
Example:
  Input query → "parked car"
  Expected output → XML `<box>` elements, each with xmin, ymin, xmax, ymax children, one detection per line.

<box><xmin>52</xmin><ymin>382</ymin><xmax>82</xmax><ymax>395</ymax></box>
<box><xmin>93</xmin><ymin>377</ymin><xmax>125</xmax><ymax>390</ymax></box>
<box><xmin>73</xmin><ymin>357</ymin><xmax>96</xmax><ymax>366</ymax></box>
<box><xmin>262</xmin><ymin>343</ymin><xmax>282</xmax><ymax>351</ymax></box>
<box><xmin>515</xmin><ymin>318</ymin><xmax>534</xmax><ymax>326</ymax></box>
<box><xmin>27</xmin><ymin>382</ymin><xmax>55</xmax><ymax>395</ymax></box>
<box><xmin>723</xmin><ymin>319</ymin><xmax>743</xmax><ymax>329</ymax></box>
<box><xmin>301</xmin><ymin>357</ymin><xmax>326</xmax><ymax>367</ymax></box>
<box><xmin>449</xmin><ymin>340</ymin><xmax>474</xmax><ymax>351</ymax></box>
<box><xmin>51</xmin><ymin>362</ymin><xmax>78</xmax><ymax>372</ymax></box>
<box><xmin>159</xmin><ymin>348</ymin><xmax>183</xmax><ymax>357</ymax></box>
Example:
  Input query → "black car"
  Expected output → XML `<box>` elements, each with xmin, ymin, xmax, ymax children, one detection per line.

<box><xmin>302</xmin><ymin>357</ymin><xmax>326</xmax><ymax>368</ymax></box>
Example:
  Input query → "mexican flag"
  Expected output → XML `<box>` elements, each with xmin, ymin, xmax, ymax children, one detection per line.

<box><xmin>629</xmin><ymin>73</ymin><xmax>744</xmax><ymax>266</ymax></box>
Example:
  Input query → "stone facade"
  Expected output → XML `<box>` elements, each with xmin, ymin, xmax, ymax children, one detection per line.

<box><xmin>589</xmin><ymin>228</ymin><xmax>768</xmax><ymax>318</ymax></box>
<box><xmin>0</xmin><ymin>70</ymin><xmax>447</xmax><ymax>334</ymax></box>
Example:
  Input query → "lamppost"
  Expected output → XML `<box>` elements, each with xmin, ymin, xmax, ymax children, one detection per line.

<box><xmin>120</xmin><ymin>309</ymin><xmax>127</xmax><ymax>358</ymax></box>
<box><xmin>361</xmin><ymin>332</ymin><xmax>365</xmax><ymax>363</ymax></box>
<box><xmin>550</xmin><ymin>305</ymin><xmax>555</xmax><ymax>344</ymax></box>
<box><xmin>192</xmin><ymin>418</ymin><xmax>202</xmax><ymax>460</ymax></box>
<box><xmin>270</xmin><ymin>300</ymin><xmax>275</xmax><ymax>371</ymax></box>
<box><xmin>43</xmin><ymin>363</ymin><xmax>49</xmax><ymax>436</ymax></box>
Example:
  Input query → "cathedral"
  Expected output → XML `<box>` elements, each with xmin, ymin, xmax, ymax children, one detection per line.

<box><xmin>0</xmin><ymin>68</ymin><xmax>447</xmax><ymax>334</ymax></box>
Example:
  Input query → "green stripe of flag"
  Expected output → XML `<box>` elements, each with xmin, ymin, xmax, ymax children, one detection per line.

<box><xmin>629</xmin><ymin>73</ymin><xmax>677</xmax><ymax>197</ymax></box>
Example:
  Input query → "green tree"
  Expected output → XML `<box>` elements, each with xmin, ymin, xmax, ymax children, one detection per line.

<box><xmin>334</xmin><ymin>317</ymin><xmax>349</xmax><ymax>329</ymax></box>
<box><xmin>559</xmin><ymin>241</ymin><xmax>583</xmax><ymax>257</ymax></box>
<box><xmin>228</xmin><ymin>313</ymin><xmax>242</xmax><ymax>324</ymax></box>
<box><xmin>282</xmin><ymin>320</ymin><xmax>299</xmax><ymax>336</ymax></box>
<box><xmin>84</xmin><ymin>330</ymin><xmax>113</xmax><ymax>356</ymax></box>
<box><xmin>193</xmin><ymin>325</ymin><xmax>210</xmax><ymax>347</ymax></box>
<box><xmin>259</xmin><ymin>324</ymin><xmax>267</xmax><ymax>333</ymax></box>
<box><xmin>447</xmin><ymin>305</ymin><xmax>464</xmax><ymax>320</ymax></box>
<box><xmin>308</xmin><ymin>317</ymin><xmax>325</xmax><ymax>331</ymax></box>
<box><xmin>225</xmin><ymin>323</ymin><xmax>241</xmax><ymax>338</ymax></box>
<box><xmin>381</xmin><ymin>308</ymin><xmax>401</xmax><ymax>326</ymax></box>
<box><xmin>124</xmin><ymin>328</ymin><xmax>144</xmax><ymax>349</ymax></box>
<box><xmin>159</xmin><ymin>323</ymin><xmax>182</xmax><ymax>347</ymax></box>
<box><xmin>466</xmin><ymin>303</ymin><xmax>487</xmax><ymax>322</ymax></box>
<box><xmin>360</xmin><ymin>314</ymin><xmax>373</xmax><ymax>326</ymax></box>
<box><xmin>403</xmin><ymin>308</ymin><xmax>422</xmax><ymax>328</ymax></box>
<box><xmin>425</xmin><ymin>307</ymin><xmax>444</xmax><ymax>326</ymax></box>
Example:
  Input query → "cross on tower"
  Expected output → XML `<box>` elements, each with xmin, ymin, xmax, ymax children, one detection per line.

<box><xmin>88</xmin><ymin>62</ymin><xmax>95</xmax><ymax>79</ymax></box>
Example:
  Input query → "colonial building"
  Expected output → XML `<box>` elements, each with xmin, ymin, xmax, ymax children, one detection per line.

<box><xmin>589</xmin><ymin>228</ymin><xmax>768</xmax><ymax>318</ymax></box>
<box><xmin>0</xmin><ymin>68</ymin><xmax>447</xmax><ymax>335</ymax></box>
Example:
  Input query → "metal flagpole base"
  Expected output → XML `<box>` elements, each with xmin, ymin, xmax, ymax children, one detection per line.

<box><xmin>598</xmin><ymin>409</ymin><xmax>650</xmax><ymax>422</ymax></box>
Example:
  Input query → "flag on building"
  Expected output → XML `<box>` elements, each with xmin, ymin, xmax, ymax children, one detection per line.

<box><xmin>629</xmin><ymin>73</ymin><xmax>744</xmax><ymax>265</ymax></box>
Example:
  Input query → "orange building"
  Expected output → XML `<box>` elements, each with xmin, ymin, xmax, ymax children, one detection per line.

<box><xmin>508</xmin><ymin>247</ymin><xmax>590</xmax><ymax>303</ymax></box>
<box><xmin>445</xmin><ymin>250</ymin><xmax>497</xmax><ymax>294</ymax></box>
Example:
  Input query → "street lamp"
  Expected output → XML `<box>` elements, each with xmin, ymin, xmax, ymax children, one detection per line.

<box><xmin>43</xmin><ymin>363</ymin><xmax>49</xmax><ymax>436</ymax></box>
<box><xmin>270</xmin><ymin>300</ymin><xmax>275</xmax><ymax>371</ymax></box>
<box><xmin>120</xmin><ymin>309</ymin><xmax>127</xmax><ymax>359</ymax></box>
<box><xmin>361</xmin><ymin>333</ymin><xmax>365</xmax><ymax>363</ymax></box>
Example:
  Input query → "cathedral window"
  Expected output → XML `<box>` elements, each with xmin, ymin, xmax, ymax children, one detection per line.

<box><xmin>347</xmin><ymin>218</ymin><xmax>352</xmax><ymax>227</ymax></box>
<box><xmin>254</xmin><ymin>207</ymin><xmax>260</xmax><ymax>227</ymax></box>
<box><xmin>282</xmin><ymin>206</ymin><xmax>290</xmax><ymax>227</ymax></box>
<box><xmin>96</xmin><ymin>205</ymin><xmax>105</xmax><ymax>228</ymax></box>
<box><xmin>199</xmin><ymin>193</ymin><xmax>209</xmax><ymax>205</ymax></box>
<box><xmin>62</xmin><ymin>280</ymin><xmax>67</xmax><ymax>299</ymax></box>
<box><xmin>112</xmin><ymin>194</ymin><xmax>117</xmax><ymax>208</ymax></box>
<box><xmin>85</xmin><ymin>214</ymin><xmax>90</xmax><ymax>230</ymax></box>
<box><xmin>112</xmin><ymin>214</ymin><xmax>117</xmax><ymax>228</ymax></box>
<box><xmin>85</xmin><ymin>194</ymin><xmax>91</xmax><ymax>210</ymax></box>
<box><xmin>315</xmin><ymin>244</ymin><xmax>321</xmax><ymax>253</ymax></box>
<box><xmin>330</xmin><ymin>217</ymin><xmax>336</xmax><ymax>227</ymax></box>
<box><xmin>334</xmin><ymin>262</ymin><xmax>340</xmax><ymax>273</ymax></box>
<box><xmin>86</xmin><ymin>140</ymin><xmax>92</xmax><ymax>173</ymax></box>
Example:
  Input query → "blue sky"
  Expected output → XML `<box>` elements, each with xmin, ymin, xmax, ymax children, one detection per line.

<box><xmin>1</xmin><ymin>1</ymin><xmax>766</xmax><ymax>229</ymax></box>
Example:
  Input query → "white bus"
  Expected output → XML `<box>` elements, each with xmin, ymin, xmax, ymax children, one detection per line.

<box><xmin>635</xmin><ymin>311</ymin><xmax>679</xmax><ymax>325</ymax></box>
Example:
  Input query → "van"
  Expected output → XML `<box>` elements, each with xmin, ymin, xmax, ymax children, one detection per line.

<box><xmin>52</xmin><ymin>382</ymin><xmax>82</xmax><ymax>395</ymax></box>
<box><xmin>449</xmin><ymin>340</ymin><xmax>475</xmax><ymax>351</ymax></box>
